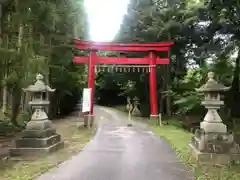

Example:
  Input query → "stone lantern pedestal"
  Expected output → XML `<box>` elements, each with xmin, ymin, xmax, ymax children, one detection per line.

<box><xmin>10</xmin><ymin>74</ymin><xmax>64</xmax><ymax>156</ymax></box>
<box><xmin>189</xmin><ymin>72</ymin><xmax>240</xmax><ymax>165</ymax></box>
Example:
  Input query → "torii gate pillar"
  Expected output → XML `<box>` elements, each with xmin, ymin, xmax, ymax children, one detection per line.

<box><xmin>149</xmin><ymin>52</ymin><xmax>158</xmax><ymax>120</ymax></box>
<box><xmin>84</xmin><ymin>51</ymin><xmax>97</xmax><ymax>127</ymax></box>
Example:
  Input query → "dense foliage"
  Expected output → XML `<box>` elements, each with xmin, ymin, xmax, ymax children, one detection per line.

<box><xmin>0</xmin><ymin>0</ymin><xmax>87</xmax><ymax>133</ymax></box>
<box><xmin>96</xmin><ymin>0</ymin><xmax>240</xmax><ymax>121</ymax></box>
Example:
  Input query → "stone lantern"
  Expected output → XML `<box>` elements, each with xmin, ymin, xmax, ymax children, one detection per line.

<box><xmin>189</xmin><ymin>72</ymin><xmax>240</xmax><ymax>165</ymax></box>
<box><xmin>11</xmin><ymin>74</ymin><xmax>64</xmax><ymax>156</ymax></box>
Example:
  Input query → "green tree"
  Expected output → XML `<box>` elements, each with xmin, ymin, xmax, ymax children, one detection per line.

<box><xmin>0</xmin><ymin>0</ymin><xmax>86</xmax><ymax>129</ymax></box>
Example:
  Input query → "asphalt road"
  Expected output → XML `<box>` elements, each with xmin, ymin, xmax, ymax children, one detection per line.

<box><xmin>36</xmin><ymin>106</ymin><xmax>193</xmax><ymax>180</ymax></box>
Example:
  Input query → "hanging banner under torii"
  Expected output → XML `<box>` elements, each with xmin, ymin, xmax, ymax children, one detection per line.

<box><xmin>82</xmin><ymin>88</ymin><xmax>91</xmax><ymax>113</ymax></box>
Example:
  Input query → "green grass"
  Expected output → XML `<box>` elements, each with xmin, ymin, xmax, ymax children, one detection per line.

<box><xmin>152</xmin><ymin>121</ymin><xmax>240</xmax><ymax>180</ymax></box>
<box><xmin>0</xmin><ymin>119</ymin><xmax>94</xmax><ymax>180</ymax></box>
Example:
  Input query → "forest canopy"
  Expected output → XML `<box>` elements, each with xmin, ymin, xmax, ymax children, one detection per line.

<box><xmin>1</xmin><ymin>0</ymin><xmax>240</xmax><ymax>131</ymax></box>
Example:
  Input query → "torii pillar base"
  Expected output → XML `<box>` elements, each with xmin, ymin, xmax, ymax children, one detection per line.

<box><xmin>150</xmin><ymin>114</ymin><xmax>160</xmax><ymax>125</ymax></box>
<box><xmin>84</xmin><ymin>114</ymin><xmax>95</xmax><ymax>128</ymax></box>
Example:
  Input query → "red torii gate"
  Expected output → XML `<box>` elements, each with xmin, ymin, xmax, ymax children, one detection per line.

<box><xmin>73</xmin><ymin>39</ymin><xmax>174</xmax><ymax>122</ymax></box>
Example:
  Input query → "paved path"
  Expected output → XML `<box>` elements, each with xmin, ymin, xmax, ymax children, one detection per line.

<box><xmin>36</xmin><ymin>106</ymin><xmax>193</xmax><ymax>180</ymax></box>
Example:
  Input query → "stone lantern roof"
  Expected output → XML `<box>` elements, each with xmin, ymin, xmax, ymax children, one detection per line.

<box><xmin>196</xmin><ymin>72</ymin><xmax>229</xmax><ymax>92</ymax></box>
<box><xmin>23</xmin><ymin>73</ymin><xmax>55</xmax><ymax>93</ymax></box>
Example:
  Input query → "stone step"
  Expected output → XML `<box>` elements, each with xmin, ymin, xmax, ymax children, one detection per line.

<box><xmin>189</xmin><ymin>143</ymin><xmax>232</xmax><ymax>165</ymax></box>
<box><xmin>191</xmin><ymin>135</ymin><xmax>235</xmax><ymax>154</ymax></box>
<box><xmin>22</xmin><ymin>128</ymin><xmax>56</xmax><ymax>138</ymax></box>
<box><xmin>15</xmin><ymin>134</ymin><xmax>61</xmax><ymax>148</ymax></box>
<box><xmin>10</xmin><ymin>141</ymin><xmax>64</xmax><ymax>156</ymax></box>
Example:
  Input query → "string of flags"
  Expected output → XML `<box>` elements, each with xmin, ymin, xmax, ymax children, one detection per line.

<box><xmin>94</xmin><ymin>65</ymin><xmax>156</xmax><ymax>73</ymax></box>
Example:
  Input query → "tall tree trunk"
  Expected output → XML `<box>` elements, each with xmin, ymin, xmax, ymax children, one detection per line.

<box><xmin>2</xmin><ymin>35</ymin><xmax>10</xmax><ymax>114</ymax></box>
<box><xmin>229</xmin><ymin>50</ymin><xmax>240</xmax><ymax>118</ymax></box>
<box><xmin>159</xmin><ymin>65</ymin><xmax>165</xmax><ymax>115</ymax></box>
<box><xmin>2</xmin><ymin>74</ymin><xmax>7</xmax><ymax>114</ymax></box>
<box><xmin>166</xmin><ymin>33</ymin><xmax>172</xmax><ymax>116</ymax></box>
<box><xmin>24</xmin><ymin>92</ymin><xmax>30</xmax><ymax>112</ymax></box>
<box><xmin>11</xmin><ymin>23</ymin><xmax>23</xmax><ymax>127</ymax></box>
<box><xmin>21</xmin><ymin>91</ymin><xmax>24</xmax><ymax>112</ymax></box>
<box><xmin>0</xmin><ymin>4</ymin><xmax>7</xmax><ymax>114</ymax></box>
<box><xmin>21</xmin><ymin>25</ymin><xmax>32</xmax><ymax>113</ymax></box>
<box><xmin>166</xmin><ymin>63</ymin><xmax>172</xmax><ymax>116</ymax></box>
<box><xmin>11</xmin><ymin>87</ymin><xmax>21</xmax><ymax>126</ymax></box>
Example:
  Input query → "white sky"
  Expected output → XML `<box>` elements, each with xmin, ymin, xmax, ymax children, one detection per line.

<box><xmin>84</xmin><ymin>0</ymin><xmax>130</xmax><ymax>42</ymax></box>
